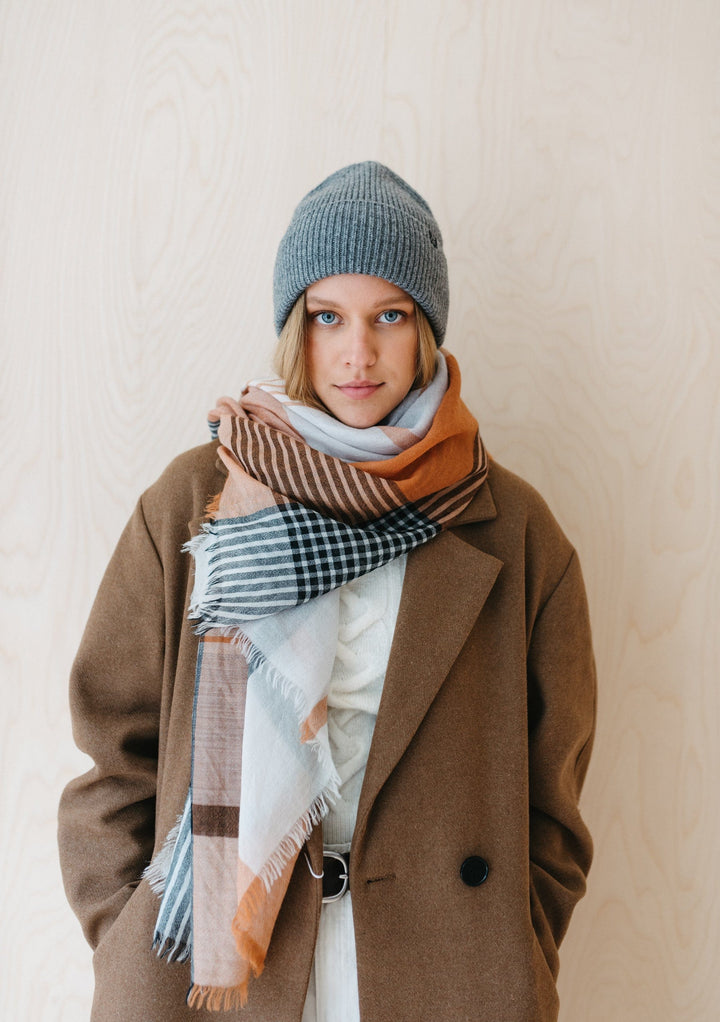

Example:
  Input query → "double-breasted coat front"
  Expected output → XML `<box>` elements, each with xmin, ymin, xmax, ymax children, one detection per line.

<box><xmin>59</xmin><ymin>440</ymin><xmax>596</xmax><ymax>1022</ymax></box>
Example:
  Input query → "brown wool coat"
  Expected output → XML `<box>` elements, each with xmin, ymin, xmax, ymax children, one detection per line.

<box><xmin>58</xmin><ymin>441</ymin><xmax>596</xmax><ymax>1022</ymax></box>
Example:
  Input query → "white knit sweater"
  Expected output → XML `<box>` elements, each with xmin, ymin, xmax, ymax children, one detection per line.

<box><xmin>302</xmin><ymin>553</ymin><xmax>407</xmax><ymax>1022</ymax></box>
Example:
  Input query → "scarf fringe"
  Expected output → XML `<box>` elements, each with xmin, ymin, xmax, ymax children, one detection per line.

<box><xmin>183</xmin><ymin>530</ymin><xmax>215</xmax><ymax>621</ymax></box>
<box><xmin>151</xmin><ymin>934</ymin><xmax>190</xmax><ymax>963</ymax></box>
<box><xmin>255</xmin><ymin>792</ymin><xmax>336</xmax><ymax>893</ymax></box>
<box><xmin>183</xmin><ymin>530</ymin><xmax>209</xmax><ymax>556</ymax></box>
<box><xmin>143</xmin><ymin>810</ymin><xmax>185</xmax><ymax>894</ymax></box>
<box><xmin>237</xmin><ymin>634</ymin><xmax>342</xmax><ymax>895</ymax></box>
<box><xmin>189</xmin><ymin>629</ymin><xmax>343</xmax><ymax>792</ymax></box>
<box><xmin>187</xmin><ymin>981</ymin><xmax>249</xmax><ymax>1012</ymax></box>
<box><xmin>238</xmin><ymin>635</ymin><xmax>338</xmax><ymax>758</ymax></box>
<box><xmin>204</xmin><ymin>492</ymin><xmax>221</xmax><ymax>517</ymax></box>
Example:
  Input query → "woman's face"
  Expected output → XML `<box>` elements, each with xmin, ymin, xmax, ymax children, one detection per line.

<box><xmin>305</xmin><ymin>274</ymin><xmax>419</xmax><ymax>428</ymax></box>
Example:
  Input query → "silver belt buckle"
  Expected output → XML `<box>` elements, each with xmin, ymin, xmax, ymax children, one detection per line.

<box><xmin>322</xmin><ymin>849</ymin><xmax>349</xmax><ymax>903</ymax></box>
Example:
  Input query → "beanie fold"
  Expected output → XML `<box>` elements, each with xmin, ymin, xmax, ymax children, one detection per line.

<box><xmin>273</xmin><ymin>162</ymin><xmax>449</xmax><ymax>345</ymax></box>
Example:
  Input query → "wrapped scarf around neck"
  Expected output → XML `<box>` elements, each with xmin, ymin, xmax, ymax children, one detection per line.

<box><xmin>146</xmin><ymin>351</ymin><xmax>489</xmax><ymax>1011</ymax></box>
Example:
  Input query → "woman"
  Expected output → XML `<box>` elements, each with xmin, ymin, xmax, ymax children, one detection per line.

<box><xmin>59</xmin><ymin>161</ymin><xmax>596</xmax><ymax>1022</ymax></box>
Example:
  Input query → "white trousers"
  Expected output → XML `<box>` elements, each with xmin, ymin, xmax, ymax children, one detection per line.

<box><xmin>301</xmin><ymin>888</ymin><xmax>360</xmax><ymax>1022</ymax></box>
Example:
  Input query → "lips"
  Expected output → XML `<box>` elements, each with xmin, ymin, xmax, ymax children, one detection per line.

<box><xmin>335</xmin><ymin>381</ymin><xmax>384</xmax><ymax>400</ymax></box>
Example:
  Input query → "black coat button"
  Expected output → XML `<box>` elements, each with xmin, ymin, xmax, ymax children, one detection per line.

<box><xmin>460</xmin><ymin>856</ymin><xmax>489</xmax><ymax>887</ymax></box>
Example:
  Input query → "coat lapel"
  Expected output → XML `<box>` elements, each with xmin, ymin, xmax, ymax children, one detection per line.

<box><xmin>355</xmin><ymin>482</ymin><xmax>502</xmax><ymax>837</ymax></box>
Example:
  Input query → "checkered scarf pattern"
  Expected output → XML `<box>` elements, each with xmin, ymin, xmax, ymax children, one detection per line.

<box><xmin>147</xmin><ymin>352</ymin><xmax>488</xmax><ymax>1011</ymax></box>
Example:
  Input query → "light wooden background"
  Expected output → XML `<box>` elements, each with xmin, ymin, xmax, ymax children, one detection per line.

<box><xmin>1</xmin><ymin>1</ymin><xmax>718</xmax><ymax>1019</ymax></box>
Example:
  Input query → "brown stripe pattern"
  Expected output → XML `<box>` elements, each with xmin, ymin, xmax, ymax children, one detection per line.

<box><xmin>226</xmin><ymin>414</ymin><xmax>402</xmax><ymax>525</ymax></box>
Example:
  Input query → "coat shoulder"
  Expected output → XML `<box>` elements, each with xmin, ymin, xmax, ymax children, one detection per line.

<box><xmin>138</xmin><ymin>441</ymin><xmax>224</xmax><ymax>555</ymax></box>
<box><xmin>143</xmin><ymin>440</ymin><xmax>223</xmax><ymax>511</ymax></box>
<box><xmin>486</xmin><ymin>459</ymin><xmax>565</xmax><ymax>532</ymax></box>
<box><xmin>459</xmin><ymin>457</ymin><xmax>578</xmax><ymax>608</ymax></box>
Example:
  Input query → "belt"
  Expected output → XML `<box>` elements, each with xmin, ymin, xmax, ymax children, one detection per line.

<box><xmin>304</xmin><ymin>849</ymin><xmax>350</xmax><ymax>903</ymax></box>
<box><xmin>322</xmin><ymin>850</ymin><xmax>350</xmax><ymax>903</ymax></box>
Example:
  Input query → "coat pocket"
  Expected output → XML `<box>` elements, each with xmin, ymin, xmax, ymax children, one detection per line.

<box><xmin>91</xmin><ymin>879</ymin><xmax>198</xmax><ymax>1021</ymax></box>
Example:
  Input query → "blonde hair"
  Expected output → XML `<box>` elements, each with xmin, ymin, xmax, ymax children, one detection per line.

<box><xmin>273</xmin><ymin>293</ymin><xmax>438</xmax><ymax>412</ymax></box>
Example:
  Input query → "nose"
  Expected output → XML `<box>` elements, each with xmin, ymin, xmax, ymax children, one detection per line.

<box><xmin>344</xmin><ymin>320</ymin><xmax>376</xmax><ymax>368</ymax></box>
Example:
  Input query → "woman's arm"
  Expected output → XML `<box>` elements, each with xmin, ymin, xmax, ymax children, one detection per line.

<box><xmin>526</xmin><ymin>549</ymin><xmax>597</xmax><ymax>978</ymax></box>
<box><xmin>58</xmin><ymin>497</ymin><xmax>165</xmax><ymax>949</ymax></box>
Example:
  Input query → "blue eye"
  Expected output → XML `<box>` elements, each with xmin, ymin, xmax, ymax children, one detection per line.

<box><xmin>316</xmin><ymin>311</ymin><xmax>338</xmax><ymax>325</ymax></box>
<box><xmin>379</xmin><ymin>310</ymin><xmax>403</xmax><ymax>323</ymax></box>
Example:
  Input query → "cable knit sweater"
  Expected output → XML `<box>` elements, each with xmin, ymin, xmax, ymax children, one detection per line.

<box><xmin>303</xmin><ymin>554</ymin><xmax>408</xmax><ymax>1022</ymax></box>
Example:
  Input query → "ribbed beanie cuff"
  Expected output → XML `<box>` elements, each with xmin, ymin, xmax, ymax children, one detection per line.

<box><xmin>273</xmin><ymin>162</ymin><xmax>449</xmax><ymax>345</ymax></box>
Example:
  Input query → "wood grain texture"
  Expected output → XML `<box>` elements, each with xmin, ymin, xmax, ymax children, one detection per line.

<box><xmin>1</xmin><ymin>1</ymin><xmax>718</xmax><ymax>1018</ymax></box>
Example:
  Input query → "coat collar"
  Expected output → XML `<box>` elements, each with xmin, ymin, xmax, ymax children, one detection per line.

<box><xmin>450</xmin><ymin>464</ymin><xmax>498</xmax><ymax>526</ymax></box>
<box><xmin>353</xmin><ymin>475</ymin><xmax>502</xmax><ymax>848</ymax></box>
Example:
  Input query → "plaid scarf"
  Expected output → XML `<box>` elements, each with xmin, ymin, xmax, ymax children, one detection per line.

<box><xmin>146</xmin><ymin>352</ymin><xmax>488</xmax><ymax>1010</ymax></box>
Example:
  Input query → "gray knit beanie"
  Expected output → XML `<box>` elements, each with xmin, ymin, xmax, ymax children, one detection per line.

<box><xmin>273</xmin><ymin>161</ymin><xmax>449</xmax><ymax>345</ymax></box>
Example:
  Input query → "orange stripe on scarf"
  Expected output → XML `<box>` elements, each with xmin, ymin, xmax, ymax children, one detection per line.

<box><xmin>352</xmin><ymin>353</ymin><xmax>479</xmax><ymax>503</ymax></box>
<box><xmin>300</xmin><ymin>697</ymin><xmax>328</xmax><ymax>743</ymax></box>
<box><xmin>187</xmin><ymin>855</ymin><xmax>297</xmax><ymax>1012</ymax></box>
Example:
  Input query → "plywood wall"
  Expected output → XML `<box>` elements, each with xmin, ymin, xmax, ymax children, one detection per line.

<box><xmin>1</xmin><ymin>1</ymin><xmax>718</xmax><ymax>1018</ymax></box>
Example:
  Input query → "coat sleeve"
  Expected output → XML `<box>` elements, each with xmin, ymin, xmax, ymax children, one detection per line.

<box><xmin>58</xmin><ymin>495</ymin><xmax>165</xmax><ymax>949</ymax></box>
<box><xmin>526</xmin><ymin>548</ymin><xmax>596</xmax><ymax>978</ymax></box>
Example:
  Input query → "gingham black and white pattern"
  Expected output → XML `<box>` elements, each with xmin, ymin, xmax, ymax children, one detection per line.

<box><xmin>193</xmin><ymin>501</ymin><xmax>438</xmax><ymax>627</ymax></box>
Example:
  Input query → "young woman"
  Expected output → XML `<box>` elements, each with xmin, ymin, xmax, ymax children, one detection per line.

<box><xmin>59</xmin><ymin>162</ymin><xmax>596</xmax><ymax>1022</ymax></box>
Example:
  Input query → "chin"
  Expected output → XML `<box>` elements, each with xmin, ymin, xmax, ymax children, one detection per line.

<box><xmin>339</xmin><ymin>413</ymin><xmax>382</xmax><ymax>429</ymax></box>
<box><xmin>321</xmin><ymin>399</ymin><xmax>386</xmax><ymax>429</ymax></box>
